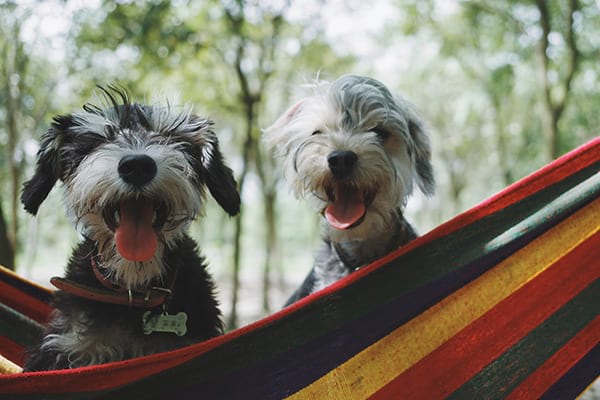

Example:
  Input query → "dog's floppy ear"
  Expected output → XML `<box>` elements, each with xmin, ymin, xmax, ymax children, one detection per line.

<box><xmin>21</xmin><ymin>122</ymin><xmax>65</xmax><ymax>215</ymax></box>
<box><xmin>262</xmin><ymin>99</ymin><xmax>305</xmax><ymax>156</ymax></box>
<box><xmin>200</xmin><ymin>134</ymin><xmax>241</xmax><ymax>216</ymax></box>
<box><xmin>407</xmin><ymin>115</ymin><xmax>435</xmax><ymax>196</ymax></box>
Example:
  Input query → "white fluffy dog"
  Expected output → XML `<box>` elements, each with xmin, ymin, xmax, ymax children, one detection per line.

<box><xmin>264</xmin><ymin>75</ymin><xmax>434</xmax><ymax>305</ymax></box>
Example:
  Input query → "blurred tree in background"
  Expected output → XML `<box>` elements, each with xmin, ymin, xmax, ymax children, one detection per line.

<box><xmin>0</xmin><ymin>0</ymin><xmax>597</xmax><ymax>327</ymax></box>
<box><xmin>391</xmin><ymin>0</ymin><xmax>598</xmax><ymax>225</ymax></box>
<box><xmin>0</xmin><ymin>1</ymin><xmax>61</xmax><ymax>269</ymax></box>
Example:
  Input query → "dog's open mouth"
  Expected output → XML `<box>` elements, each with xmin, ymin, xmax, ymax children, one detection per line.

<box><xmin>102</xmin><ymin>198</ymin><xmax>168</xmax><ymax>262</ymax></box>
<box><xmin>323</xmin><ymin>185</ymin><xmax>374</xmax><ymax>230</ymax></box>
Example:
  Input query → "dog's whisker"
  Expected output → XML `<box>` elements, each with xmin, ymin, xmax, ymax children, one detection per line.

<box><xmin>312</xmin><ymin>190</ymin><xmax>329</xmax><ymax>203</ymax></box>
<box><xmin>292</xmin><ymin>139</ymin><xmax>311</xmax><ymax>174</ymax></box>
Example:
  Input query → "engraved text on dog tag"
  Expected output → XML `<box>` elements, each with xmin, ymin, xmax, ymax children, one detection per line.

<box><xmin>142</xmin><ymin>311</ymin><xmax>188</xmax><ymax>336</ymax></box>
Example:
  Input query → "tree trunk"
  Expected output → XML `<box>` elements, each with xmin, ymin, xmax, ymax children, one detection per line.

<box><xmin>2</xmin><ymin>18</ymin><xmax>28</xmax><ymax>265</ymax></box>
<box><xmin>227</xmin><ymin>131</ymin><xmax>252</xmax><ymax>330</ymax></box>
<box><xmin>261</xmin><ymin>190</ymin><xmax>277</xmax><ymax>313</ymax></box>
<box><xmin>7</xmin><ymin>88</ymin><xmax>20</xmax><ymax>254</ymax></box>
<box><xmin>535</xmin><ymin>0</ymin><xmax>580</xmax><ymax>161</ymax></box>
<box><xmin>494</xmin><ymin>107</ymin><xmax>513</xmax><ymax>187</ymax></box>
<box><xmin>223</xmin><ymin>2</ymin><xmax>285</xmax><ymax>328</ymax></box>
<box><xmin>228</xmin><ymin>201</ymin><xmax>244</xmax><ymax>330</ymax></box>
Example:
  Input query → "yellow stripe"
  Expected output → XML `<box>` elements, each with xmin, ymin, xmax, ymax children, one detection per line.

<box><xmin>288</xmin><ymin>197</ymin><xmax>600</xmax><ymax>400</ymax></box>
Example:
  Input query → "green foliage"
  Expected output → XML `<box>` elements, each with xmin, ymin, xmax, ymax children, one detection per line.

<box><xmin>387</xmin><ymin>0</ymin><xmax>598</xmax><ymax>223</ymax></box>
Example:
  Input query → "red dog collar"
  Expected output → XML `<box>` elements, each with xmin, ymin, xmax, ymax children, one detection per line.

<box><xmin>50</xmin><ymin>257</ymin><xmax>177</xmax><ymax>308</ymax></box>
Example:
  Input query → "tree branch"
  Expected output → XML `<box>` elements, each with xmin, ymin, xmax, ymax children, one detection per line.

<box><xmin>555</xmin><ymin>0</ymin><xmax>580</xmax><ymax>120</ymax></box>
<box><xmin>535</xmin><ymin>0</ymin><xmax>553</xmax><ymax>111</ymax></box>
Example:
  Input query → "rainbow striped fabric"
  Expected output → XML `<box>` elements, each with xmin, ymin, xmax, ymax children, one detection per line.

<box><xmin>1</xmin><ymin>138</ymin><xmax>598</xmax><ymax>399</ymax></box>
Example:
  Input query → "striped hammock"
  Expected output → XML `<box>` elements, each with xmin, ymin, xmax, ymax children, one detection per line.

<box><xmin>1</xmin><ymin>138</ymin><xmax>598</xmax><ymax>399</ymax></box>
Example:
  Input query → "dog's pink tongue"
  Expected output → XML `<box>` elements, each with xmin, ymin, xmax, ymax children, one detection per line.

<box><xmin>115</xmin><ymin>198</ymin><xmax>157</xmax><ymax>262</ymax></box>
<box><xmin>325</xmin><ymin>187</ymin><xmax>366</xmax><ymax>230</ymax></box>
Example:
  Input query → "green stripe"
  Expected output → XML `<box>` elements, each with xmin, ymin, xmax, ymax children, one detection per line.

<box><xmin>448</xmin><ymin>279</ymin><xmax>600</xmax><ymax>400</ymax></box>
<box><xmin>0</xmin><ymin>303</ymin><xmax>44</xmax><ymax>348</ymax></box>
<box><xmin>483</xmin><ymin>171</ymin><xmax>600</xmax><ymax>252</ymax></box>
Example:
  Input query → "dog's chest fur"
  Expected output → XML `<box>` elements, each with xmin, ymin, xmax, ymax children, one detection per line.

<box><xmin>24</xmin><ymin>236</ymin><xmax>222</xmax><ymax>371</ymax></box>
<box><xmin>285</xmin><ymin>211</ymin><xmax>417</xmax><ymax>305</ymax></box>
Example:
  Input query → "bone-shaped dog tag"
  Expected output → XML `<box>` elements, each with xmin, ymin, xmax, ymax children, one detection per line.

<box><xmin>143</xmin><ymin>311</ymin><xmax>188</xmax><ymax>336</ymax></box>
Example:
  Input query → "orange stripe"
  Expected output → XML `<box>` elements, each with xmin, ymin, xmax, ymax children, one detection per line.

<box><xmin>505</xmin><ymin>316</ymin><xmax>600</xmax><ymax>400</ymax></box>
<box><xmin>369</xmin><ymin>230</ymin><xmax>600</xmax><ymax>400</ymax></box>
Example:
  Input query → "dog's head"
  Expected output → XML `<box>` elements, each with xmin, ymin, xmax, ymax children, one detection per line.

<box><xmin>264</xmin><ymin>75</ymin><xmax>433</xmax><ymax>239</ymax></box>
<box><xmin>22</xmin><ymin>86</ymin><xmax>240</xmax><ymax>288</ymax></box>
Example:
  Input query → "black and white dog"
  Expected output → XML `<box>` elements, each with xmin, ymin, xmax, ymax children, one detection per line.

<box><xmin>264</xmin><ymin>75</ymin><xmax>434</xmax><ymax>305</ymax></box>
<box><xmin>22</xmin><ymin>87</ymin><xmax>240</xmax><ymax>371</ymax></box>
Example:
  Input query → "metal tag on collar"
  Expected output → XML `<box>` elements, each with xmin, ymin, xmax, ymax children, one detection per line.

<box><xmin>147</xmin><ymin>286</ymin><xmax>172</xmax><ymax>300</ymax></box>
<box><xmin>142</xmin><ymin>308</ymin><xmax>188</xmax><ymax>336</ymax></box>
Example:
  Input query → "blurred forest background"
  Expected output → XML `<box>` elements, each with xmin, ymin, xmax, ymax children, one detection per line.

<box><xmin>0</xmin><ymin>0</ymin><xmax>598</xmax><ymax>329</ymax></box>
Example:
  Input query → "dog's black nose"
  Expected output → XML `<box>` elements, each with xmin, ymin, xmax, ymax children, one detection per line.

<box><xmin>118</xmin><ymin>154</ymin><xmax>157</xmax><ymax>187</ymax></box>
<box><xmin>328</xmin><ymin>150</ymin><xmax>358</xmax><ymax>178</ymax></box>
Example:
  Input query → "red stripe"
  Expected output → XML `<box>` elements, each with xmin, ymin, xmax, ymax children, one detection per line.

<box><xmin>0</xmin><ymin>336</ymin><xmax>26</xmax><ymax>366</ymax></box>
<box><xmin>0</xmin><ymin>281</ymin><xmax>52</xmax><ymax>324</ymax></box>
<box><xmin>506</xmin><ymin>316</ymin><xmax>600</xmax><ymax>400</ymax></box>
<box><xmin>370</xmin><ymin>230</ymin><xmax>600</xmax><ymax>400</ymax></box>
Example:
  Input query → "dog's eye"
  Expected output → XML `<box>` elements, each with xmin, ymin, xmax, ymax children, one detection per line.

<box><xmin>372</xmin><ymin>127</ymin><xmax>390</xmax><ymax>141</ymax></box>
<box><xmin>312</xmin><ymin>129</ymin><xmax>323</xmax><ymax>136</ymax></box>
